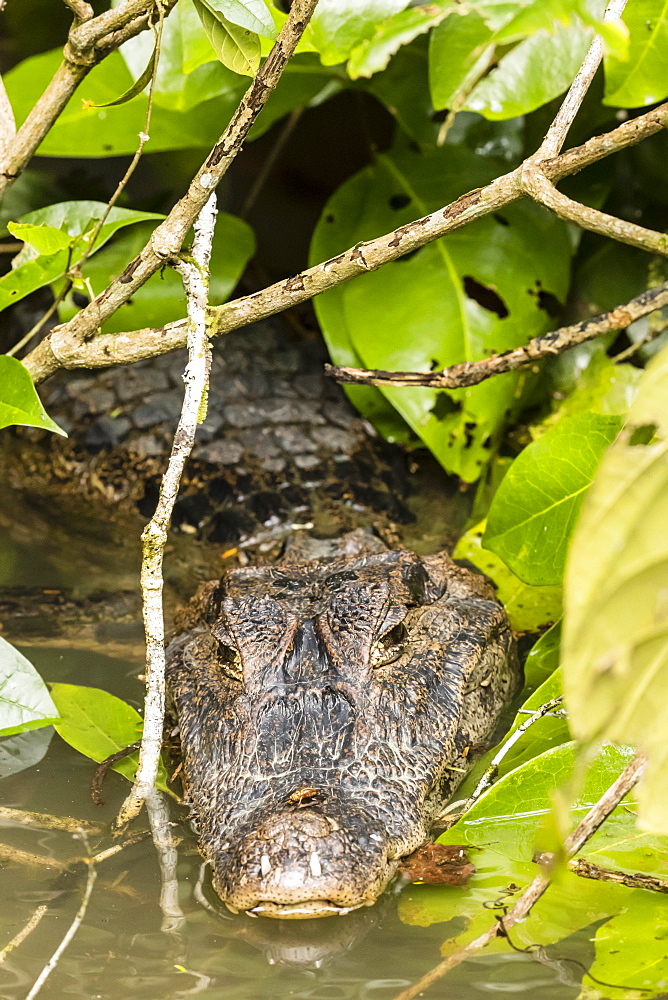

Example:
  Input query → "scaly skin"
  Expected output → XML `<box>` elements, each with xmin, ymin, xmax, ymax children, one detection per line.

<box><xmin>166</xmin><ymin>533</ymin><xmax>519</xmax><ymax>919</ymax></box>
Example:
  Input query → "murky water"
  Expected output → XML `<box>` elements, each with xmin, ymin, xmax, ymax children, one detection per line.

<box><xmin>0</xmin><ymin>477</ymin><xmax>587</xmax><ymax>1000</ymax></box>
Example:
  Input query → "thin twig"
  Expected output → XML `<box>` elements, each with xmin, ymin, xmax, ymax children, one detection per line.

<box><xmin>0</xmin><ymin>807</ymin><xmax>101</xmax><ymax>835</ymax></box>
<box><xmin>115</xmin><ymin>194</ymin><xmax>218</xmax><ymax>830</ymax></box>
<box><xmin>391</xmin><ymin>753</ymin><xmax>647</xmax><ymax>1000</ymax></box>
<box><xmin>327</xmin><ymin>281</ymin><xmax>668</xmax><ymax>388</ymax></box>
<box><xmin>439</xmin><ymin>697</ymin><xmax>564</xmax><ymax>825</ymax></box>
<box><xmin>537</xmin><ymin>0</ymin><xmax>628</xmax><ymax>158</ymax></box>
<box><xmin>613</xmin><ymin>315</ymin><xmax>668</xmax><ymax>361</ymax></box>
<box><xmin>6</xmin><ymin>286</ymin><xmax>70</xmax><ymax>358</ymax></box>
<box><xmin>241</xmin><ymin>107</ymin><xmax>303</xmax><ymax>219</ymax></box>
<box><xmin>25</xmin><ymin>835</ymin><xmax>97</xmax><ymax>1000</ymax></box>
<box><xmin>23</xmin><ymin>102</ymin><xmax>668</xmax><ymax>383</ymax></box>
<box><xmin>0</xmin><ymin>907</ymin><xmax>47</xmax><ymax>965</ymax></box>
<box><xmin>568</xmin><ymin>858</ymin><xmax>668</xmax><ymax>894</ymax></box>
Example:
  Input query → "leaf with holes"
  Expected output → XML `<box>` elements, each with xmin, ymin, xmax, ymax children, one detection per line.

<box><xmin>310</xmin><ymin>145</ymin><xmax>572</xmax><ymax>481</ymax></box>
<box><xmin>563</xmin><ymin>343</ymin><xmax>668</xmax><ymax>834</ymax></box>
<box><xmin>483</xmin><ymin>411</ymin><xmax>622</xmax><ymax>585</ymax></box>
<box><xmin>0</xmin><ymin>357</ymin><xmax>66</xmax><ymax>436</ymax></box>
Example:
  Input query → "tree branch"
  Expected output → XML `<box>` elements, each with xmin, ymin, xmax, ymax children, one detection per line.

<box><xmin>328</xmin><ymin>281</ymin><xmax>668</xmax><ymax>388</ymax></box>
<box><xmin>23</xmin><ymin>102</ymin><xmax>668</xmax><ymax>383</ymax></box>
<box><xmin>115</xmin><ymin>194</ymin><xmax>217</xmax><ymax>831</ymax></box>
<box><xmin>0</xmin><ymin>0</ymin><xmax>179</xmax><ymax>196</ymax></box>
<box><xmin>27</xmin><ymin>0</ymin><xmax>320</xmax><ymax>371</ymax></box>
<box><xmin>391</xmin><ymin>753</ymin><xmax>647</xmax><ymax>1000</ymax></box>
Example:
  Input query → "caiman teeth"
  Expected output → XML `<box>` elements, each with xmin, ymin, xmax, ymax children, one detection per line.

<box><xmin>260</xmin><ymin>854</ymin><xmax>272</xmax><ymax>877</ymax></box>
<box><xmin>309</xmin><ymin>851</ymin><xmax>322</xmax><ymax>878</ymax></box>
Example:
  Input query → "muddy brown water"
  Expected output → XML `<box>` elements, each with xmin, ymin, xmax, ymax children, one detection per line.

<box><xmin>0</xmin><ymin>475</ymin><xmax>586</xmax><ymax>1000</ymax></box>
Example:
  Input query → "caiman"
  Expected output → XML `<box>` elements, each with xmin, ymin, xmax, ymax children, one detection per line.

<box><xmin>166</xmin><ymin>530</ymin><xmax>518</xmax><ymax>919</ymax></box>
<box><xmin>3</xmin><ymin>319</ymin><xmax>520</xmax><ymax>918</ymax></box>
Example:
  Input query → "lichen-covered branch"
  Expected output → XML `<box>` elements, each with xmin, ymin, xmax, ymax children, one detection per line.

<box><xmin>0</xmin><ymin>74</ymin><xmax>16</xmax><ymax>164</ymax></box>
<box><xmin>23</xmin><ymin>102</ymin><xmax>668</xmax><ymax>383</ymax></box>
<box><xmin>327</xmin><ymin>281</ymin><xmax>668</xmax><ymax>388</ymax></box>
<box><xmin>391</xmin><ymin>753</ymin><xmax>647</xmax><ymax>1000</ymax></box>
<box><xmin>115</xmin><ymin>195</ymin><xmax>217</xmax><ymax>830</ymax></box>
<box><xmin>0</xmin><ymin>0</ymin><xmax>178</xmax><ymax>197</ymax></box>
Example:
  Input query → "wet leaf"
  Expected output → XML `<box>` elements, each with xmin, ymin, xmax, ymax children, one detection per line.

<box><xmin>563</xmin><ymin>343</ymin><xmax>668</xmax><ymax>833</ymax></box>
<box><xmin>605</xmin><ymin>0</ymin><xmax>668</xmax><ymax>107</ymax></box>
<box><xmin>484</xmin><ymin>411</ymin><xmax>622</xmax><ymax>586</ymax></box>
<box><xmin>193</xmin><ymin>0</ymin><xmax>261</xmax><ymax>76</ymax></box>
<box><xmin>310</xmin><ymin>145</ymin><xmax>571</xmax><ymax>481</ymax></box>
<box><xmin>50</xmin><ymin>683</ymin><xmax>170</xmax><ymax>793</ymax></box>
<box><xmin>0</xmin><ymin>637</ymin><xmax>59</xmax><ymax>738</ymax></box>
<box><xmin>0</xmin><ymin>727</ymin><xmax>54</xmax><ymax>779</ymax></box>
<box><xmin>584</xmin><ymin>893</ymin><xmax>668</xmax><ymax>999</ymax></box>
<box><xmin>0</xmin><ymin>357</ymin><xmax>66</xmax><ymax>437</ymax></box>
<box><xmin>454</xmin><ymin>521</ymin><xmax>562</xmax><ymax>630</ymax></box>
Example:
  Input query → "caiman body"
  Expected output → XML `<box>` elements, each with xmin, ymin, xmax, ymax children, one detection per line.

<box><xmin>167</xmin><ymin>533</ymin><xmax>518</xmax><ymax>919</ymax></box>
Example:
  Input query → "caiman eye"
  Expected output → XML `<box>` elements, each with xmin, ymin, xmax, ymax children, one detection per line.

<box><xmin>370</xmin><ymin>622</ymin><xmax>407</xmax><ymax>668</ymax></box>
<box><xmin>217</xmin><ymin>640</ymin><xmax>242</xmax><ymax>681</ymax></box>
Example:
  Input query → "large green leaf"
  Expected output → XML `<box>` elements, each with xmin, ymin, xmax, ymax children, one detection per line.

<box><xmin>584</xmin><ymin>894</ymin><xmax>668</xmax><ymax>998</ymax></box>
<box><xmin>308</xmin><ymin>0</ymin><xmax>411</xmax><ymax>65</ymax></box>
<box><xmin>310</xmin><ymin>146</ymin><xmax>572</xmax><ymax>481</ymax></box>
<box><xmin>563</xmin><ymin>344</ymin><xmax>668</xmax><ymax>834</ymax></box>
<box><xmin>453</xmin><ymin>521</ymin><xmax>562</xmax><ymax>630</ymax></box>
<box><xmin>484</xmin><ymin>410</ymin><xmax>622</xmax><ymax>585</ymax></box>
<box><xmin>205</xmin><ymin>0</ymin><xmax>276</xmax><ymax>38</ymax></box>
<box><xmin>429</xmin><ymin>10</ymin><xmax>496</xmax><ymax>111</ymax></box>
<box><xmin>57</xmin><ymin>212</ymin><xmax>254</xmax><ymax>334</ymax></box>
<box><xmin>348</xmin><ymin>5</ymin><xmax>445</xmax><ymax>79</ymax></box>
<box><xmin>0</xmin><ymin>357</ymin><xmax>66</xmax><ymax>437</ymax></box>
<box><xmin>0</xmin><ymin>637</ymin><xmax>59</xmax><ymax>738</ymax></box>
<box><xmin>605</xmin><ymin>0</ymin><xmax>668</xmax><ymax>107</ymax></box>
<box><xmin>465</xmin><ymin>17</ymin><xmax>594</xmax><ymax>120</ymax></box>
<box><xmin>50</xmin><ymin>683</ymin><xmax>170</xmax><ymax>793</ymax></box>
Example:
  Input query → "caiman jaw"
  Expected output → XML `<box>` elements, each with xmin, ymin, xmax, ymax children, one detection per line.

<box><xmin>244</xmin><ymin>899</ymin><xmax>376</xmax><ymax>919</ymax></box>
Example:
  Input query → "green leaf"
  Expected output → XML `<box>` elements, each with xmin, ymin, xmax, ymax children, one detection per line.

<box><xmin>50</xmin><ymin>683</ymin><xmax>170</xmax><ymax>793</ymax></box>
<box><xmin>308</xmin><ymin>0</ymin><xmax>411</xmax><ymax>65</ymax></box>
<box><xmin>193</xmin><ymin>0</ymin><xmax>261</xmax><ymax>76</ymax></box>
<box><xmin>466</xmin><ymin>18</ymin><xmax>594</xmax><ymax>120</ymax></box>
<box><xmin>57</xmin><ymin>212</ymin><xmax>255</xmax><ymax>334</ymax></box>
<box><xmin>585</xmin><ymin>894</ymin><xmax>668</xmax><ymax>998</ymax></box>
<box><xmin>0</xmin><ymin>247</ymin><xmax>71</xmax><ymax>311</ymax></box>
<box><xmin>309</xmin><ymin>145</ymin><xmax>572</xmax><ymax>481</ymax></box>
<box><xmin>204</xmin><ymin>0</ymin><xmax>276</xmax><ymax>38</ymax></box>
<box><xmin>429</xmin><ymin>10</ymin><xmax>495</xmax><ymax>111</ymax></box>
<box><xmin>605</xmin><ymin>0</ymin><xmax>668</xmax><ymax>107</ymax></box>
<box><xmin>93</xmin><ymin>45</ymin><xmax>157</xmax><ymax>107</ymax></box>
<box><xmin>453</xmin><ymin>521</ymin><xmax>562</xmax><ymax>630</ymax></box>
<box><xmin>7</xmin><ymin>221</ymin><xmax>73</xmax><ymax>256</ymax></box>
<box><xmin>484</xmin><ymin>411</ymin><xmax>622</xmax><ymax>585</ymax></box>
<box><xmin>523</xmin><ymin>620</ymin><xmax>561</xmax><ymax>692</ymax></box>
<box><xmin>562</xmin><ymin>344</ymin><xmax>668</xmax><ymax>833</ymax></box>
<box><xmin>347</xmin><ymin>5</ymin><xmax>446</xmax><ymax>80</ymax></box>
<box><xmin>0</xmin><ymin>728</ymin><xmax>54</xmax><ymax>779</ymax></box>
<box><xmin>0</xmin><ymin>356</ymin><xmax>66</xmax><ymax>437</ymax></box>
<box><xmin>366</xmin><ymin>36</ymin><xmax>440</xmax><ymax>150</ymax></box>
<box><xmin>0</xmin><ymin>636</ymin><xmax>59</xmax><ymax>738</ymax></box>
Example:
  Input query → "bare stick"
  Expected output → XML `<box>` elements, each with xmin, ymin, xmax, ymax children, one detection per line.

<box><xmin>0</xmin><ymin>806</ymin><xmax>101</xmax><ymax>835</ymax></box>
<box><xmin>568</xmin><ymin>858</ymin><xmax>668</xmax><ymax>894</ymax></box>
<box><xmin>391</xmin><ymin>753</ymin><xmax>647</xmax><ymax>1000</ymax></box>
<box><xmin>0</xmin><ymin>73</ymin><xmax>16</xmax><ymax>164</ymax></box>
<box><xmin>115</xmin><ymin>194</ymin><xmax>218</xmax><ymax>830</ymax></box>
<box><xmin>42</xmin><ymin>0</ymin><xmax>320</xmax><ymax>358</ymax></box>
<box><xmin>538</xmin><ymin>0</ymin><xmax>628</xmax><ymax>158</ymax></box>
<box><xmin>23</xmin><ymin>102</ymin><xmax>668</xmax><ymax>383</ymax></box>
<box><xmin>25</xmin><ymin>836</ymin><xmax>97</xmax><ymax>1000</ymax></box>
<box><xmin>61</xmin><ymin>0</ymin><xmax>94</xmax><ymax>22</ymax></box>
<box><xmin>0</xmin><ymin>0</ymin><xmax>179</xmax><ymax>197</ymax></box>
<box><xmin>0</xmin><ymin>906</ymin><xmax>47</xmax><ymax>966</ymax></box>
<box><xmin>439</xmin><ymin>697</ymin><xmax>564</xmax><ymax>825</ymax></box>
<box><xmin>327</xmin><ymin>281</ymin><xmax>668</xmax><ymax>388</ymax></box>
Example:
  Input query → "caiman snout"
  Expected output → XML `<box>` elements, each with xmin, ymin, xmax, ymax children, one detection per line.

<box><xmin>211</xmin><ymin>806</ymin><xmax>395</xmax><ymax>919</ymax></box>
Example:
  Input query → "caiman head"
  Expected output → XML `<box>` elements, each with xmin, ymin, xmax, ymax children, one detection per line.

<box><xmin>167</xmin><ymin>543</ymin><xmax>517</xmax><ymax>919</ymax></box>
